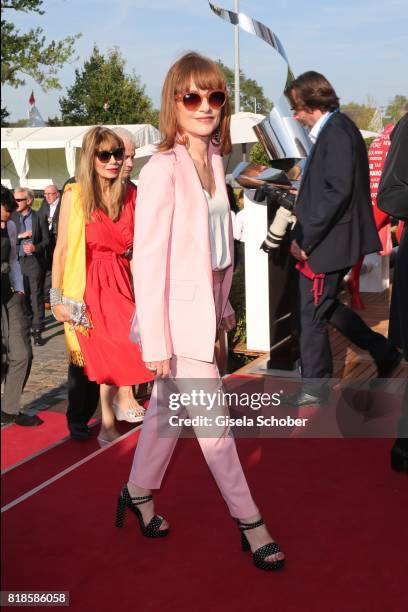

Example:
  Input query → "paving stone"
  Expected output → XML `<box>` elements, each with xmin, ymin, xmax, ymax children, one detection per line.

<box><xmin>21</xmin><ymin>313</ymin><xmax>69</xmax><ymax>412</ymax></box>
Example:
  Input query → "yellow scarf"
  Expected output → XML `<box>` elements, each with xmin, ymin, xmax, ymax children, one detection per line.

<box><xmin>61</xmin><ymin>183</ymin><xmax>89</xmax><ymax>366</ymax></box>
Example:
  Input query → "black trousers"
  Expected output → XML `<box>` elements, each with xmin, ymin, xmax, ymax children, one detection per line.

<box><xmin>43</xmin><ymin>269</ymin><xmax>52</xmax><ymax>303</ymax></box>
<box><xmin>397</xmin><ymin>382</ymin><xmax>408</xmax><ymax>439</ymax></box>
<box><xmin>1</xmin><ymin>294</ymin><xmax>33</xmax><ymax>415</ymax></box>
<box><xmin>66</xmin><ymin>364</ymin><xmax>100</xmax><ymax>427</ymax></box>
<box><xmin>20</xmin><ymin>256</ymin><xmax>45</xmax><ymax>331</ymax></box>
<box><xmin>389</xmin><ymin>225</ymin><xmax>408</xmax><ymax>359</ymax></box>
<box><xmin>299</xmin><ymin>268</ymin><xmax>393</xmax><ymax>383</ymax></box>
<box><xmin>43</xmin><ymin>245</ymin><xmax>55</xmax><ymax>302</ymax></box>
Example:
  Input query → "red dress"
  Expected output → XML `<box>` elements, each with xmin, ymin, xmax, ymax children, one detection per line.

<box><xmin>76</xmin><ymin>186</ymin><xmax>153</xmax><ymax>386</ymax></box>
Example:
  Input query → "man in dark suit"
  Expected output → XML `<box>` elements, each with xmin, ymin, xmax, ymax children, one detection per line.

<box><xmin>378</xmin><ymin>111</ymin><xmax>408</xmax><ymax>472</ymax></box>
<box><xmin>284</xmin><ymin>71</ymin><xmax>401</xmax><ymax>406</ymax></box>
<box><xmin>37</xmin><ymin>184</ymin><xmax>61</xmax><ymax>307</ymax></box>
<box><xmin>12</xmin><ymin>187</ymin><xmax>50</xmax><ymax>346</ymax></box>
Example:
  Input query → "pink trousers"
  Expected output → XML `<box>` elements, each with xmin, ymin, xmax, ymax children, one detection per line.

<box><xmin>129</xmin><ymin>273</ymin><xmax>258</xmax><ymax>519</ymax></box>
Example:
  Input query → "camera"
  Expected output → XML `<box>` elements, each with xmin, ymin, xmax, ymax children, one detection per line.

<box><xmin>256</xmin><ymin>185</ymin><xmax>297</xmax><ymax>252</ymax></box>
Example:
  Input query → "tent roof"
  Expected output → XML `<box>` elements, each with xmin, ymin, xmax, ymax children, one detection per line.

<box><xmin>1</xmin><ymin>127</ymin><xmax>45</xmax><ymax>148</ymax></box>
<box><xmin>360</xmin><ymin>129</ymin><xmax>380</xmax><ymax>139</ymax></box>
<box><xmin>230</xmin><ymin>112</ymin><xmax>265</xmax><ymax>145</ymax></box>
<box><xmin>1</xmin><ymin>124</ymin><xmax>160</xmax><ymax>151</ymax></box>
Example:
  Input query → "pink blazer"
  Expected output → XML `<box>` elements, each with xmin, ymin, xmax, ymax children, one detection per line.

<box><xmin>130</xmin><ymin>142</ymin><xmax>234</xmax><ymax>363</ymax></box>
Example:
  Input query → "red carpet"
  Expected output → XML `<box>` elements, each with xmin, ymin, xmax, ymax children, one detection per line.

<box><xmin>1</xmin><ymin>399</ymin><xmax>149</xmax><ymax>471</ymax></box>
<box><xmin>1</xmin><ymin>411</ymin><xmax>76</xmax><ymax>471</ymax></box>
<box><xmin>1</xmin><ymin>434</ymin><xmax>100</xmax><ymax>508</ymax></box>
<box><xmin>1</xmin><ymin>422</ymin><xmax>138</xmax><ymax>508</ymax></box>
<box><xmin>2</xmin><ymin>433</ymin><xmax>407</xmax><ymax>612</ymax></box>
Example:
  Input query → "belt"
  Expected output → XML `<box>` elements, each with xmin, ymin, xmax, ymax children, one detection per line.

<box><xmin>89</xmin><ymin>249</ymin><xmax>133</xmax><ymax>261</ymax></box>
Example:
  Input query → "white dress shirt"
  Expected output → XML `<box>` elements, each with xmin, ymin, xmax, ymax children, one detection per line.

<box><xmin>48</xmin><ymin>198</ymin><xmax>59</xmax><ymax>228</ymax></box>
<box><xmin>233</xmin><ymin>208</ymin><xmax>247</xmax><ymax>242</ymax></box>
<box><xmin>309</xmin><ymin>112</ymin><xmax>330</xmax><ymax>144</ymax></box>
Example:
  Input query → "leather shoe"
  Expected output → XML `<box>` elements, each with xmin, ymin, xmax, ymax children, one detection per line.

<box><xmin>376</xmin><ymin>350</ymin><xmax>402</xmax><ymax>378</ymax></box>
<box><xmin>1</xmin><ymin>411</ymin><xmax>42</xmax><ymax>426</ymax></box>
<box><xmin>284</xmin><ymin>390</ymin><xmax>328</xmax><ymax>407</ymax></box>
<box><xmin>68</xmin><ymin>423</ymin><xmax>91</xmax><ymax>440</ymax></box>
<box><xmin>390</xmin><ymin>439</ymin><xmax>408</xmax><ymax>473</ymax></box>
<box><xmin>33</xmin><ymin>331</ymin><xmax>45</xmax><ymax>346</ymax></box>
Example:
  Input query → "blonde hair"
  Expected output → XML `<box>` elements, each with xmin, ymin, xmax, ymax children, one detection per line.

<box><xmin>158</xmin><ymin>52</ymin><xmax>231</xmax><ymax>155</ymax></box>
<box><xmin>76</xmin><ymin>126</ymin><xmax>126</xmax><ymax>222</ymax></box>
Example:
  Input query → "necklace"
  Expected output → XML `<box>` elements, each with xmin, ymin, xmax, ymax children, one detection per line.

<box><xmin>191</xmin><ymin>157</ymin><xmax>215</xmax><ymax>197</ymax></box>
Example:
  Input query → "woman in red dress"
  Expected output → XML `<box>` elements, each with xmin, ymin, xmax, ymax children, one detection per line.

<box><xmin>51</xmin><ymin>127</ymin><xmax>153</xmax><ymax>444</ymax></box>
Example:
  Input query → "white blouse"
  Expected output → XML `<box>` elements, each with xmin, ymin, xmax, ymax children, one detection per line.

<box><xmin>204</xmin><ymin>189</ymin><xmax>232</xmax><ymax>271</ymax></box>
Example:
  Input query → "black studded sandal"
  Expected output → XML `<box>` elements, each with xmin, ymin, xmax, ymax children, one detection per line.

<box><xmin>237</xmin><ymin>518</ymin><xmax>285</xmax><ymax>571</ymax></box>
<box><xmin>115</xmin><ymin>485</ymin><xmax>169</xmax><ymax>538</ymax></box>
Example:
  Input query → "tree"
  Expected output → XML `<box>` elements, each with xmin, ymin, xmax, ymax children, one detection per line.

<box><xmin>1</xmin><ymin>107</ymin><xmax>10</xmax><ymax>126</ymax></box>
<box><xmin>385</xmin><ymin>95</ymin><xmax>408</xmax><ymax>124</ymax></box>
<box><xmin>249</xmin><ymin>142</ymin><xmax>269</xmax><ymax>165</ymax></box>
<box><xmin>58</xmin><ymin>46</ymin><xmax>158</xmax><ymax>126</ymax></box>
<box><xmin>1</xmin><ymin>0</ymin><xmax>80</xmax><ymax>119</ymax></box>
<box><xmin>216</xmin><ymin>61</ymin><xmax>272</xmax><ymax>114</ymax></box>
<box><xmin>340</xmin><ymin>101</ymin><xmax>377</xmax><ymax>130</ymax></box>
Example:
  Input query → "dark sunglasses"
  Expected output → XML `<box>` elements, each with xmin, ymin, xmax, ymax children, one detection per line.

<box><xmin>95</xmin><ymin>147</ymin><xmax>124</xmax><ymax>163</ymax></box>
<box><xmin>15</xmin><ymin>198</ymin><xmax>28</xmax><ymax>202</ymax></box>
<box><xmin>175</xmin><ymin>90</ymin><xmax>227</xmax><ymax>111</ymax></box>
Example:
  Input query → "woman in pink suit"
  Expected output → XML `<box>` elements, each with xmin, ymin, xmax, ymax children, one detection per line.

<box><xmin>116</xmin><ymin>52</ymin><xmax>285</xmax><ymax>571</ymax></box>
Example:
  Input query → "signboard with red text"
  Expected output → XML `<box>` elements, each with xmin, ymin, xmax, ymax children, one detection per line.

<box><xmin>368</xmin><ymin>124</ymin><xmax>394</xmax><ymax>255</ymax></box>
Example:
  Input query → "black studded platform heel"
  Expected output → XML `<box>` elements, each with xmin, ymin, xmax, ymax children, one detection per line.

<box><xmin>237</xmin><ymin>518</ymin><xmax>285</xmax><ymax>571</ymax></box>
<box><xmin>115</xmin><ymin>485</ymin><xmax>169</xmax><ymax>538</ymax></box>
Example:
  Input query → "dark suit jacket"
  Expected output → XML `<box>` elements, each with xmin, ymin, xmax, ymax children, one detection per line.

<box><xmin>294</xmin><ymin>111</ymin><xmax>381</xmax><ymax>273</ymax></box>
<box><xmin>37</xmin><ymin>200</ymin><xmax>61</xmax><ymax>241</ymax></box>
<box><xmin>11</xmin><ymin>209</ymin><xmax>50</xmax><ymax>270</ymax></box>
<box><xmin>378</xmin><ymin>114</ymin><xmax>408</xmax><ymax>221</ymax></box>
<box><xmin>377</xmin><ymin>113</ymin><xmax>408</xmax><ymax>358</ymax></box>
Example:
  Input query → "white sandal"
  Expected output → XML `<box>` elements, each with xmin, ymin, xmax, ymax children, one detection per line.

<box><xmin>112</xmin><ymin>402</ymin><xmax>146</xmax><ymax>423</ymax></box>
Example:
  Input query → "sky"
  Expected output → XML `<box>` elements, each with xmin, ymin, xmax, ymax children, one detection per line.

<box><xmin>3</xmin><ymin>0</ymin><xmax>407</xmax><ymax>121</ymax></box>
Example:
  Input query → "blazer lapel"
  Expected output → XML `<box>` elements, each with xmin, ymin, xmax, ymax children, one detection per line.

<box><xmin>298</xmin><ymin>113</ymin><xmax>338</xmax><ymax>196</ymax></box>
<box><xmin>173</xmin><ymin>143</ymin><xmax>212</xmax><ymax>263</ymax></box>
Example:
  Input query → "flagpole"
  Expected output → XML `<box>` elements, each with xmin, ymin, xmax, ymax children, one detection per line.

<box><xmin>234</xmin><ymin>0</ymin><xmax>240</xmax><ymax>113</ymax></box>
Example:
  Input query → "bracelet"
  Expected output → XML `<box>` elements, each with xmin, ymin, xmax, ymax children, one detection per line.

<box><xmin>50</xmin><ymin>305</ymin><xmax>64</xmax><ymax>322</ymax></box>
<box><xmin>50</xmin><ymin>287</ymin><xmax>63</xmax><ymax>306</ymax></box>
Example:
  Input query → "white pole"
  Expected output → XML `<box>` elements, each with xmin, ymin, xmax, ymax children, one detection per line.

<box><xmin>234</xmin><ymin>0</ymin><xmax>240</xmax><ymax>113</ymax></box>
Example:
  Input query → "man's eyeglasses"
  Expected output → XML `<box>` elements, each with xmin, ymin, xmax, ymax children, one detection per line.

<box><xmin>44</xmin><ymin>192</ymin><xmax>57</xmax><ymax>196</ymax></box>
<box><xmin>95</xmin><ymin>148</ymin><xmax>125</xmax><ymax>163</ymax></box>
<box><xmin>175</xmin><ymin>90</ymin><xmax>227</xmax><ymax>111</ymax></box>
<box><xmin>15</xmin><ymin>198</ymin><xmax>28</xmax><ymax>202</ymax></box>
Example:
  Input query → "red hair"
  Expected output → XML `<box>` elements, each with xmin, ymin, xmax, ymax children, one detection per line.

<box><xmin>158</xmin><ymin>52</ymin><xmax>231</xmax><ymax>155</ymax></box>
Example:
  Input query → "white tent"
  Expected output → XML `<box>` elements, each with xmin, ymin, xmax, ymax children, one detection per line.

<box><xmin>2</xmin><ymin>116</ymin><xmax>375</xmax><ymax>191</ymax></box>
<box><xmin>360</xmin><ymin>129</ymin><xmax>380</xmax><ymax>139</ymax></box>
<box><xmin>224</xmin><ymin>112</ymin><xmax>265</xmax><ymax>175</ymax></box>
<box><xmin>229</xmin><ymin>111</ymin><xmax>264</xmax><ymax>144</ymax></box>
<box><xmin>1</xmin><ymin>124</ymin><xmax>161</xmax><ymax>190</ymax></box>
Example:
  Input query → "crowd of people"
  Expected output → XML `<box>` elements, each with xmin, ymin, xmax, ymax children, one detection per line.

<box><xmin>1</xmin><ymin>52</ymin><xmax>407</xmax><ymax>570</ymax></box>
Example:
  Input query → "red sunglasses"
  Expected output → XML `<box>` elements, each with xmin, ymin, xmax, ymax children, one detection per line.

<box><xmin>175</xmin><ymin>90</ymin><xmax>227</xmax><ymax>111</ymax></box>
